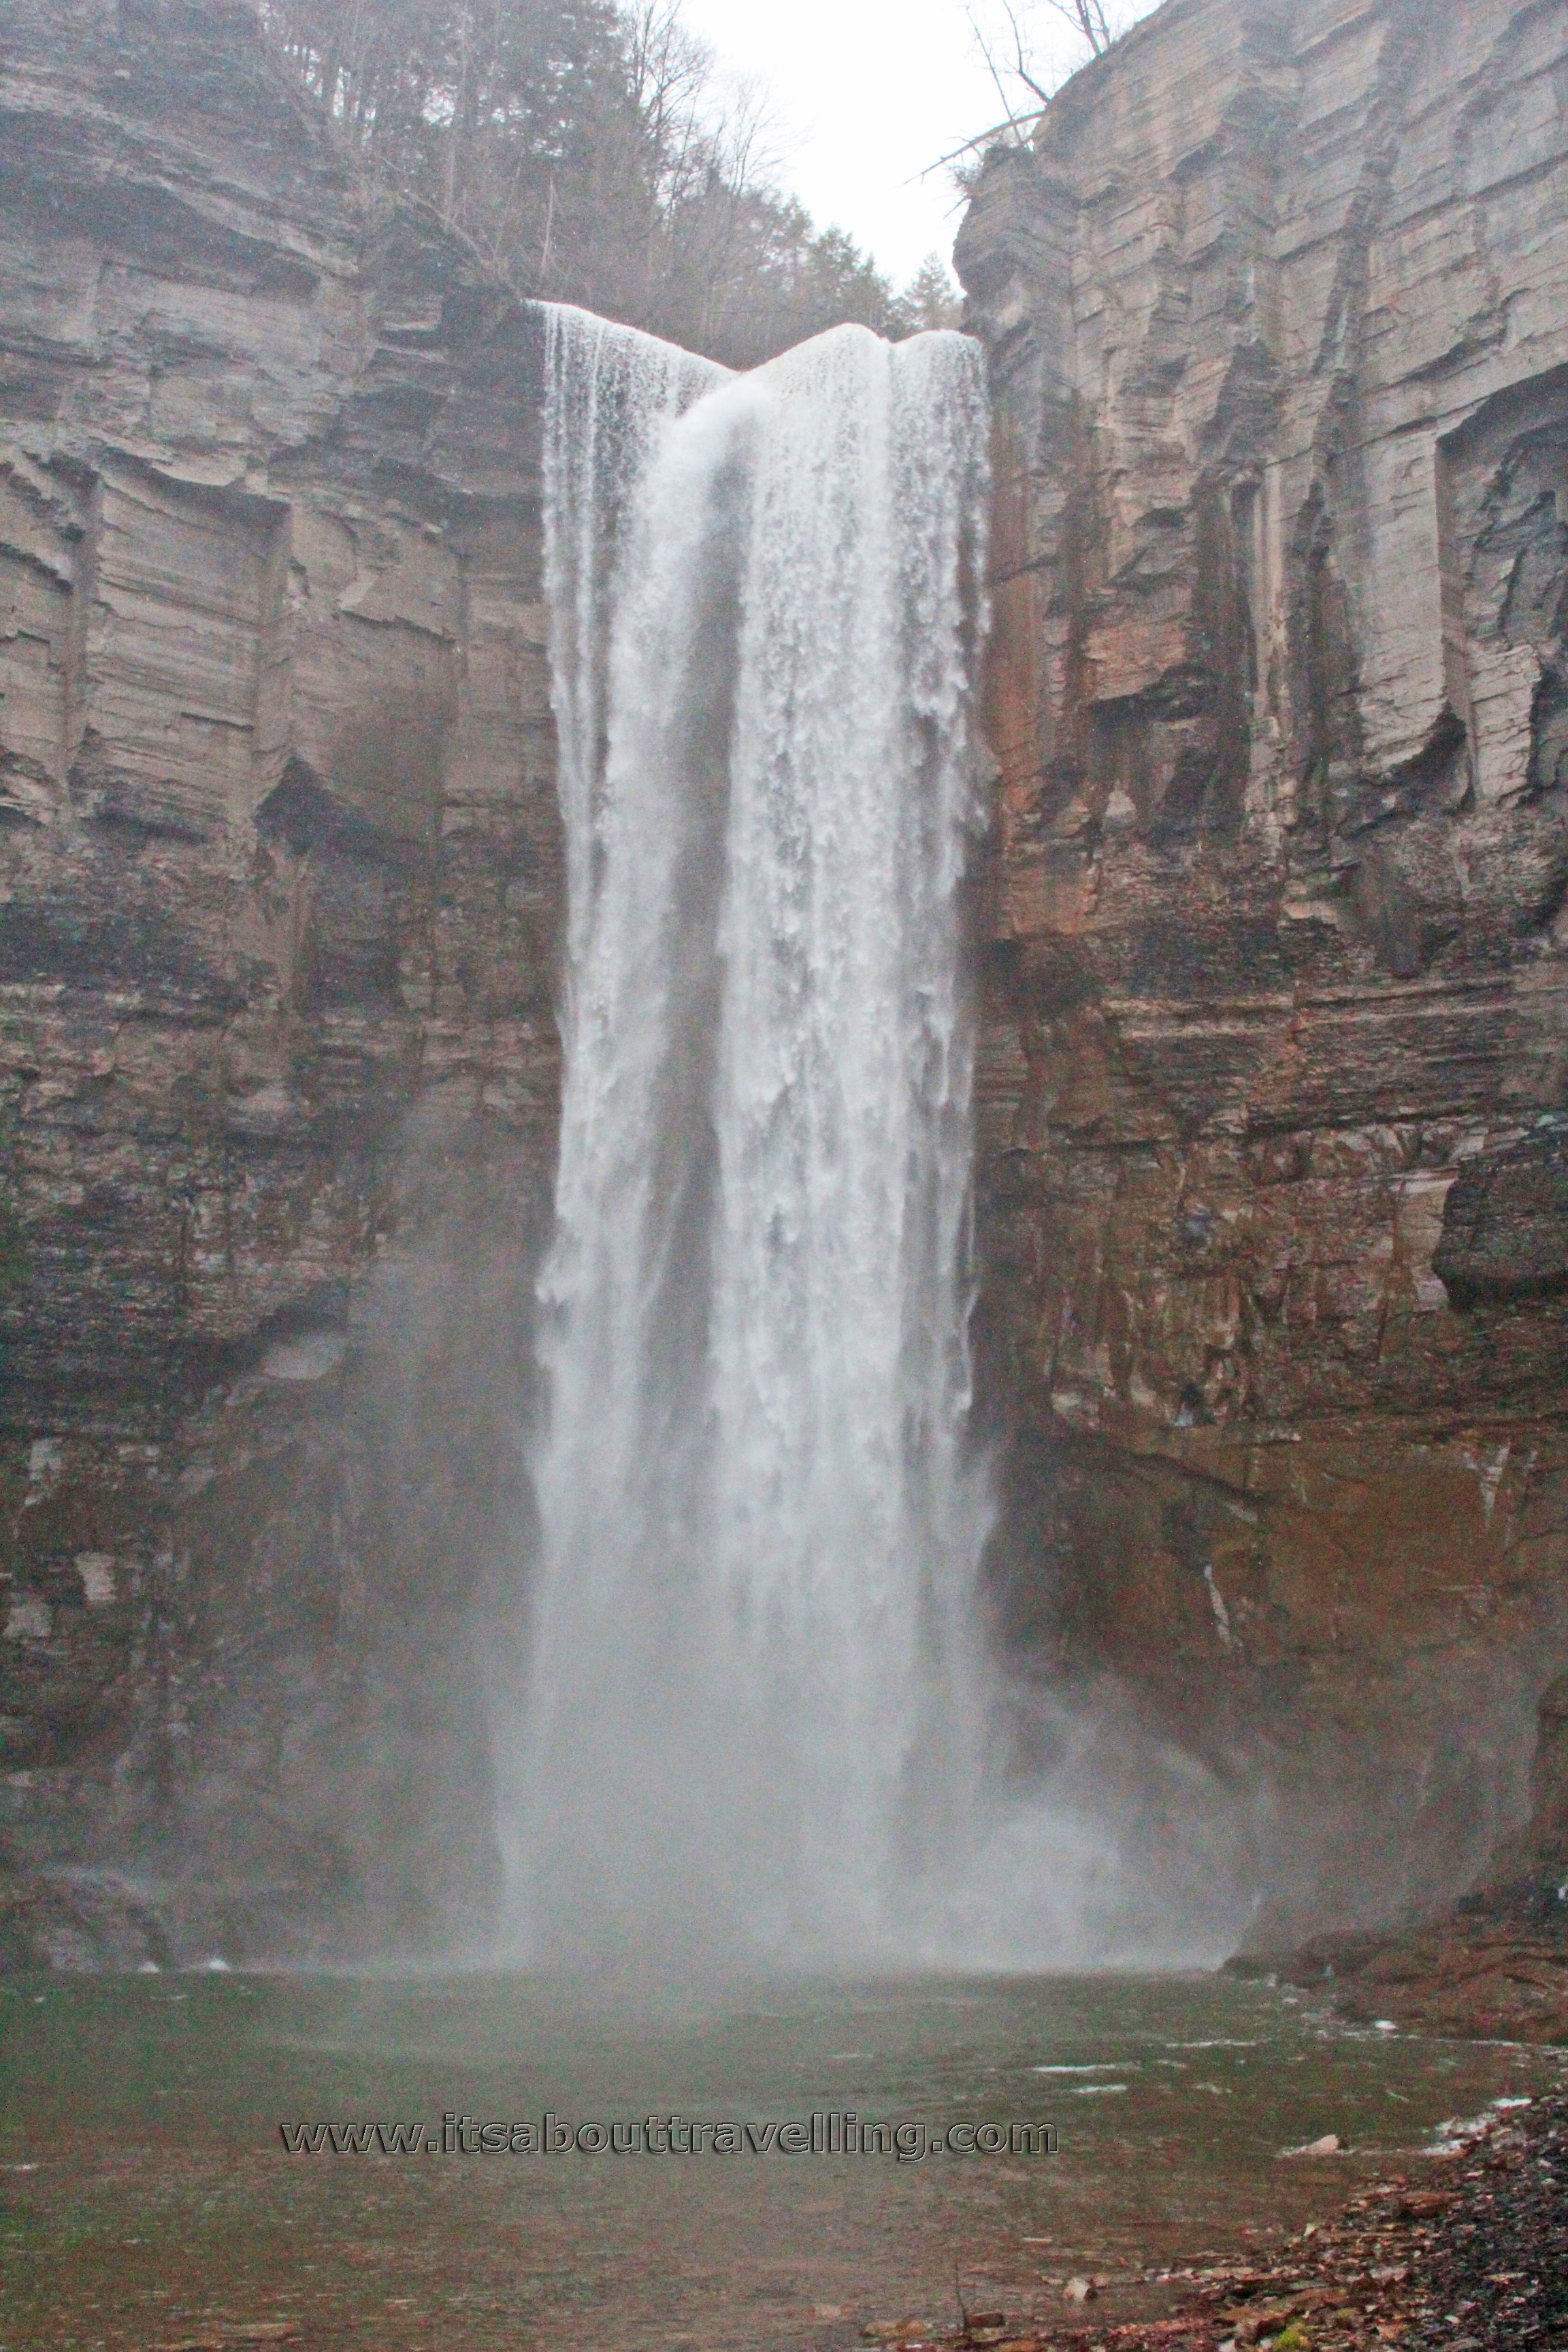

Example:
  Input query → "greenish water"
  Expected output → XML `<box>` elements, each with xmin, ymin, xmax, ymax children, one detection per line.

<box><xmin>2</xmin><ymin>1970</ymin><xmax>1563</xmax><ymax>2349</ymax></box>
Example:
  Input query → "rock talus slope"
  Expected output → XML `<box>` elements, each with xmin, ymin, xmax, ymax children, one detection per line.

<box><xmin>957</xmin><ymin>0</ymin><xmax>1568</xmax><ymax>1938</ymax></box>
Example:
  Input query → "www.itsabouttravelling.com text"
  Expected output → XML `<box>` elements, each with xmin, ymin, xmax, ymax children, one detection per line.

<box><xmin>278</xmin><ymin>2112</ymin><xmax>1058</xmax><ymax>2163</ymax></box>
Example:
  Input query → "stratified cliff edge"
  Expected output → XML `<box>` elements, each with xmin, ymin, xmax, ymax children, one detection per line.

<box><xmin>958</xmin><ymin>0</ymin><xmax>1568</xmax><ymax>1938</ymax></box>
<box><xmin>1</xmin><ymin>0</ymin><xmax>561</xmax><ymax>1961</ymax></box>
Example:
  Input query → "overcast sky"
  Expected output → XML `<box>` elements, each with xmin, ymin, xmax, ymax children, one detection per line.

<box><xmin>674</xmin><ymin>0</ymin><xmax>1161</xmax><ymax>289</ymax></box>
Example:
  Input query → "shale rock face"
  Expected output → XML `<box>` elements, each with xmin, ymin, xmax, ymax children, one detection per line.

<box><xmin>6</xmin><ymin>0</ymin><xmax>1567</xmax><ymax>1968</ymax></box>
<box><xmin>1</xmin><ymin>0</ymin><xmax>560</xmax><ymax>1960</ymax></box>
<box><xmin>958</xmin><ymin>0</ymin><xmax>1568</xmax><ymax>1936</ymax></box>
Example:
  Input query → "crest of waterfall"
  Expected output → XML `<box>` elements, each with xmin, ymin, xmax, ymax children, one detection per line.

<box><xmin>505</xmin><ymin>303</ymin><xmax>993</xmax><ymax>1965</ymax></box>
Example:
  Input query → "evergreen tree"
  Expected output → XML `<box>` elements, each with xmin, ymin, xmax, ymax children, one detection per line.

<box><xmin>261</xmin><ymin>0</ymin><xmax>933</xmax><ymax>367</ymax></box>
<box><xmin>893</xmin><ymin>253</ymin><xmax>964</xmax><ymax>335</ymax></box>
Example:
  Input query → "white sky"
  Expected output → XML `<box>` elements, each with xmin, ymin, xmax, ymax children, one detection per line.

<box><xmin>675</xmin><ymin>0</ymin><xmax>1162</xmax><ymax>289</ymax></box>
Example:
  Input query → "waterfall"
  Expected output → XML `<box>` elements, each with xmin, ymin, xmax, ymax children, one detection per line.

<box><xmin>504</xmin><ymin>303</ymin><xmax>992</xmax><ymax>1965</ymax></box>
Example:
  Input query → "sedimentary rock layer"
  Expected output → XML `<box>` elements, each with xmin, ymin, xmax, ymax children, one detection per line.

<box><xmin>5</xmin><ymin>0</ymin><xmax>1567</xmax><ymax>1965</ymax></box>
<box><xmin>957</xmin><ymin>0</ymin><xmax>1568</xmax><ymax>1936</ymax></box>
<box><xmin>1</xmin><ymin>0</ymin><xmax>561</xmax><ymax>1959</ymax></box>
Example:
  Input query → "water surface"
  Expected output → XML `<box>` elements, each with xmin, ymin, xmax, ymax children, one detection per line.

<box><xmin>3</xmin><ymin>1970</ymin><xmax>1563</xmax><ymax>2349</ymax></box>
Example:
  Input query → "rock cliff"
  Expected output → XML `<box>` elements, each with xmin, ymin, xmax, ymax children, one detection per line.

<box><xmin>957</xmin><ymin>0</ymin><xmax>1568</xmax><ymax>1938</ymax></box>
<box><xmin>1</xmin><ymin>0</ymin><xmax>561</xmax><ymax>1961</ymax></box>
<box><xmin>4</xmin><ymin>0</ymin><xmax>1566</xmax><ymax>1966</ymax></box>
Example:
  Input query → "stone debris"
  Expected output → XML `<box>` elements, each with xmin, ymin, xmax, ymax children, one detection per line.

<box><xmin>875</xmin><ymin>2091</ymin><xmax>1568</xmax><ymax>2352</ymax></box>
<box><xmin>158</xmin><ymin>2329</ymin><xmax>301</xmax><ymax>2351</ymax></box>
<box><xmin>1232</xmin><ymin>1884</ymin><xmax>1568</xmax><ymax>2048</ymax></box>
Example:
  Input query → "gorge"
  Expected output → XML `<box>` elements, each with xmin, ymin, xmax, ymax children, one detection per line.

<box><xmin>2</xmin><ymin>0</ymin><xmax>1567</xmax><ymax>1978</ymax></box>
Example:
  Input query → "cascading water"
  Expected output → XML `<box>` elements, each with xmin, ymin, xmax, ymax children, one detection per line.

<box><xmin>501</xmin><ymin>304</ymin><xmax>993</xmax><ymax>1965</ymax></box>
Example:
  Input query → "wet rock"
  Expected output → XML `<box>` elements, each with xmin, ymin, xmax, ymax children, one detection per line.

<box><xmin>0</xmin><ymin>1862</ymin><xmax>174</xmax><ymax>1972</ymax></box>
<box><xmin>887</xmin><ymin>2095</ymin><xmax>1568</xmax><ymax>2352</ymax></box>
<box><xmin>959</xmin><ymin>0</ymin><xmax>1568</xmax><ymax>1931</ymax></box>
<box><xmin>0</xmin><ymin>0</ymin><xmax>561</xmax><ymax>1962</ymax></box>
<box><xmin>1523</xmin><ymin>1671</ymin><xmax>1568</xmax><ymax>1870</ymax></box>
<box><xmin>1433</xmin><ymin>1124</ymin><xmax>1568</xmax><ymax>1307</ymax></box>
<box><xmin>1249</xmin><ymin>1903</ymin><xmax>1568</xmax><ymax>2044</ymax></box>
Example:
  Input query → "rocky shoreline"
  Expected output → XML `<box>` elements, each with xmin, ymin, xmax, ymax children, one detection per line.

<box><xmin>887</xmin><ymin>2089</ymin><xmax>1568</xmax><ymax>2352</ymax></box>
<box><xmin>1231</xmin><ymin>1880</ymin><xmax>1568</xmax><ymax>2047</ymax></box>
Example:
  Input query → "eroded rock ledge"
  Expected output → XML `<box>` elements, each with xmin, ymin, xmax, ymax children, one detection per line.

<box><xmin>958</xmin><ymin>0</ymin><xmax>1568</xmax><ymax>1940</ymax></box>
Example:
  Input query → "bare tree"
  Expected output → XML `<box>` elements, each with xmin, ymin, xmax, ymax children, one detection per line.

<box><xmin>259</xmin><ymin>0</ymin><xmax>904</xmax><ymax>367</ymax></box>
<box><xmin>1036</xmin><ymin>0</ymin><xmax>1114</xmax><ymax>60</ymax></box>
<box><xmin>943</xmin><ymin>0</ymin><xmax>1126</xmax><ymax>175</ymax></box>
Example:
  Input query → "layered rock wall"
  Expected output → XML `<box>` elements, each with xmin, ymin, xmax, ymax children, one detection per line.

<box><xmin>1</xmin><ymin>0</ymin><xmax>560</xmax><ymax>1960</ymax></box>
<box><xmin>958</xmin><ymin>0</ymin><xmax>1568</xmax><ymax>1936</ymax></box>
<box><xmin>6</xmin><ymin>0</ymin><xmax>1567</xmax><ymax>1965</ymax></box>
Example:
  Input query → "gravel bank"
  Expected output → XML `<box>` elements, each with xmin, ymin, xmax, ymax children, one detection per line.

<box><xmin>877</xmin><ymin>2091</ymin><xmax>1568</xmax><ymax>2352</ymax></box>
